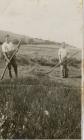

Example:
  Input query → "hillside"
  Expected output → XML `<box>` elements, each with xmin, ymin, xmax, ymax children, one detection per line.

<box><xmin>0</xmin><ymin>30</ymin><xmax>79</xmax><ymax>49</ymax></box>
<box><xmin>0</xmin><ymin>30</ymin><xmax>58</xmax><ymax>45</ymax></box>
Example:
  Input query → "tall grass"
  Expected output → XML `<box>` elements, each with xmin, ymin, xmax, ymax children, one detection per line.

<box><xmin>0</xmin><ymin>77</ymin><xmax>81</xmax><ymax>139</ymax></box>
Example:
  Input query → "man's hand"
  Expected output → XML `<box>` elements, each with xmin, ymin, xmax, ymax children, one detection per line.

<box><xmin>3</xmin><ymin>52</ymin><xmax>10</xmax><ymax>63</ymax></box>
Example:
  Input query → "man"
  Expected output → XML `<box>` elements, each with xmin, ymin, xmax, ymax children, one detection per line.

<box><xmin>58</xmin><ymin>42</ymin><xmax>68</xmax><ymax>78</ymax></box>
<box><xmin>2</xmin><ymin>35</ymin><xmax>18</xmax><ymax>79</ymax></box>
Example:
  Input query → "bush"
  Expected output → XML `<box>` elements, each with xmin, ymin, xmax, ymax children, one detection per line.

<box><xmin>19</xmin><ymin>55</ymin><xmax>81</xmax><ymax>68</ymax></box>
<box><xmin>67</xmin><ymin>58</ymin><xmax>81</xmax><ymax>67</ymax></box>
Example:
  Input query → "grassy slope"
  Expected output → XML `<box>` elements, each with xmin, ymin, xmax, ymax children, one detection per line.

<box><xmin>0</xmin><ymin>44</ymin><xmax>81</xmax><ymax>139</ymax></box>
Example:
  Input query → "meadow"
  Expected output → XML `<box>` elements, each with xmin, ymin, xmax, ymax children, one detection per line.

<box><xmin>0</xmin><ymin>44</ymin><xmax>81</xmax><ymax>139</ymax></box>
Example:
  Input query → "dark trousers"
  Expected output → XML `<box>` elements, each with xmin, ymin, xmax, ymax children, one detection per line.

<box><xmin>62</xmin><ymin>63</ymin><xmax>68</xmax><ymax>78</ymax></box>
<box><xmin>60</xmin><ymin>58</ymin><xmax>68</xmax><ymax>78</ymax></box>
<box><xmin>7</xmin><ymin>57</ymin><xmax>18</xmax><ymax>78</ymax></box>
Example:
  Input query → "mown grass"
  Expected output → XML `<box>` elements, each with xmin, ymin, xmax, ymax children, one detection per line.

<box><xmin>0</xmin><ymin>77</ymin><xmax>81</xmax><ymax>139</ymax></box>
<box><xmin>17</xmin><ymin>54</ymin><xmax>81</xmax><ymax>67</ymax></box>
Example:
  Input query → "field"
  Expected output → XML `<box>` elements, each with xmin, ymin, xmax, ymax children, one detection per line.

<box><xmin>0</xmin><ymin>44</ymin><xmax>81</xmax><ymax>139</ymax></box>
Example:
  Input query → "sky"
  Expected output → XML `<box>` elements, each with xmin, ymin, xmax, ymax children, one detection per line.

<box><xmin>0</xmin><ymin>0</ymin><xmax>83</xmax><ymax>48</ymax></box>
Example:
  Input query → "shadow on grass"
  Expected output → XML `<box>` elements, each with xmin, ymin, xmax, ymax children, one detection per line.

<box><xmin>70</xmin><ymin>75</ymin><xmax>81</xmax><ymax>78</ymax></box>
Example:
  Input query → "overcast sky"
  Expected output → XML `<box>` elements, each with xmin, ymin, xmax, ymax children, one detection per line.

<box><xmin>0</xmin><ymin>0</ymin><xmax>82</xmax><ymax>48</ymax></box>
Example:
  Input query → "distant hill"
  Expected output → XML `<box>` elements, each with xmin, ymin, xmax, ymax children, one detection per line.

<box><xmin>0</xmin><ymin>30</ymin><xmax>80</xmax><ymax>50</ymax></box>
<box><xmin>0</xmin><ymin>30</ymin><xmax>59</xmax><ymax>45</ymax></box>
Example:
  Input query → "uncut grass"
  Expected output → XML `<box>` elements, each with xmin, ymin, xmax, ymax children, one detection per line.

<box><xmin>0</xmin><ymin>83</ymin><xmax>81</xmax><ymax>139</ymax></box>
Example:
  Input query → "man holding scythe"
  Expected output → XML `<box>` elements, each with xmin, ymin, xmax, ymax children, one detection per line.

<box><xmin>58</xmin><ymin>42</ymin><xmax>69</xmax><ymax>78</ymax></box>
<box><xmin>1</xmin><ymin>35</ymin><xmax>18</xmax><ymax>79</ymax></box>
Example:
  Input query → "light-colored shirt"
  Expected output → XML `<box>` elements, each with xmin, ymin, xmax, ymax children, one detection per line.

<box><xmin>2</xmin><ymin>42</ymin><xmax>15</xmax><ymax>53</ymax></box>
<box><xmin>58</xmin><ymin>47</ymin><xmax>67</xmax><ymax>62</ymax></box>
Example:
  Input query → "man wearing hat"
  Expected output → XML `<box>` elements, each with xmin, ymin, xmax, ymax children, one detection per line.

<box><xmin>58</xmin><ymin>42</ymin><xmax>68</xmax><ymax>78</ymax></box>
<box><xmin>1</xmin><ymin>35</ymin><xmax>18</xmax><ymax>79</ymax></box>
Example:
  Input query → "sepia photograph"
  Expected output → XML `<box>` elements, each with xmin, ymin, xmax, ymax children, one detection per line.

<box><xmin>0</xmin><ymin>0</ymin><xmax>82</xmax><ymax>139</ymax></box>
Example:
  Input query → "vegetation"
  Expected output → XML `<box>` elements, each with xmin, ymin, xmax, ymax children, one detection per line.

<box><xmin>0</xmin><ymin>77</ymin><xmax>81</xmax><ymax>139</ymax></box>
<box><xmin>0</xmin><ymin>30</ymin><xmax>57</xmax><ymax>45</ymax></box>
<box><xmin>0</xmin><ymin>40</ymin><xmax>81</xmax><ymax>139</ymax></box>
